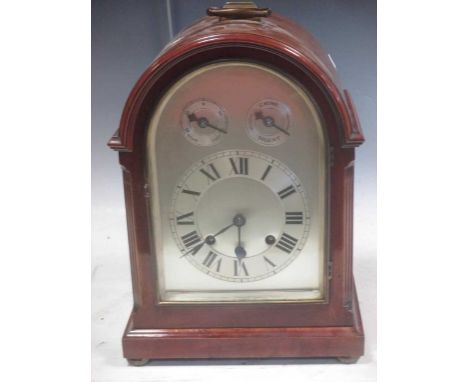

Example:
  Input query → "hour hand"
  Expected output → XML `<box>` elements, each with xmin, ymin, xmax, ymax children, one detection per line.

<box><xmin>234</xmin><ymin>214</ymin><xmax>247</xmax><ymax>259</ymax></box>
<box><xmin>235</xmin><ymin>243</ymin><xmax>247</xmax><ymax>260</ymax></box>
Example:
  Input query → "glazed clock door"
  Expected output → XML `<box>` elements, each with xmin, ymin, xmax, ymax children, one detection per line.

<box><xmin>147</xmin><ymin>61</ymin><xmax>327</xmax><ymax>303</ymax></box>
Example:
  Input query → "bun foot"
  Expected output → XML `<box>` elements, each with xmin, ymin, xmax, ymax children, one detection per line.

<box><xmin>127</xmin><ymin>358</ymin><xmax>149</xmax><ymax>366</ymax></box>
<box><xmin>337</xmin><ymin>356</ymin><xmax>360</xmax><ymax>364</ymax></box>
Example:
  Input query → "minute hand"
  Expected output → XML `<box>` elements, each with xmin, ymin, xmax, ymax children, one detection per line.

<box><xmin>213</xmin><ymin>222</ymin><xmax>235</xmax><ymax>237</ymax></box>
<box><xmin>180</xmin><ymin>222</ymin><xmax>235</xmax><ymax>258</ymax></box>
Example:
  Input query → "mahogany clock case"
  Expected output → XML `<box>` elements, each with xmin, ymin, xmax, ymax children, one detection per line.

<box><xmin>95</xmin><ymin>1</ymin><xmax>376</xmax><ymax>365</ymax></box>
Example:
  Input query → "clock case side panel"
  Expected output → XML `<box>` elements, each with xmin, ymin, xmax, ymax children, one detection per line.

<box><xmin>111</xmin><ymin>43</ymin><xmax>359</xmax><ymax>331</ymax></box>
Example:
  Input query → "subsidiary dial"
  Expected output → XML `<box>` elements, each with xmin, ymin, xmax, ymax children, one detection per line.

<box><xmin>181</xmin><ymin>99</ymin><xmax>228</xmax><ymax>146</ymax></box>
<box><xmin>247</xmin><ymin>99</ymin><xmax>291</xmax><ymax>146</ymax></box>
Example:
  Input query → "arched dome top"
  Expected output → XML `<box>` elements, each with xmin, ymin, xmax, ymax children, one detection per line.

<box><xmin>108</xmin><ymin>13</ymin><xmax>364</xmax><ymax>152</ymax></box>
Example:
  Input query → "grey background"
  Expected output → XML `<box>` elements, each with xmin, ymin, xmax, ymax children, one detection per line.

<box><xmin>92</xmin><ymin>1</ymin><xmax>376</xmax><ymax>380</ymax></box>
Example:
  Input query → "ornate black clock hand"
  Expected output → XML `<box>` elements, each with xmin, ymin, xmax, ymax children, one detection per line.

<box><xmin>187</xmin><ymin>112</ymin><xmax>227</xmax><ymax>134</ymax></box>
<box><xmin>255</xmin><ymin>111</ymin><xmax>290</xmax><ymax>136</ymax></box>
<box><xmin>209</xmin><ymin>221</ymin><xmax>236</xmax><ymax>241</ymax></box>
<box><xmin>180</xmin><ymin>221</ymin><xmax>236</xmax><ymax>258</ymax></box>
<box><xmin>233</xmin><ymin>214</ymin><xmax>247</xmax><ymax>260</ymax></box>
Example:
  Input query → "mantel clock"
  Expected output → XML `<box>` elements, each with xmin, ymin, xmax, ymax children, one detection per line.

<box><xmin>108</xmin><ymin>1</ymin><xmax>365</xmax><ymax>365</ymax></box>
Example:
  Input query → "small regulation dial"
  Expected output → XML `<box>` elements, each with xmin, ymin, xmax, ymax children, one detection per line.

<box><xmin>247</xmin><ymin>99</ymin><xmax>291</xmax><ymax>146</ymax></box>
<box><xmin>181</xmin><ymin>99</ymin><xmax>228</xmax><ymax>146</ymax></box>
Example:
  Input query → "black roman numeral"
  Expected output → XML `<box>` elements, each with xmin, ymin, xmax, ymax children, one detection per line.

<box><xmin>234</xmin><ymin>260</ymin><xmax>249</xmax><ymax>276</ymax></box>
<box><xmin>229</xmin><ymin>157</ymin><xmax>248</xmax><ymax>175</ymax></box>
<box><xmin>182</xmin><ymin>189</ymin><xmax>201</xmax><ymax>196</ymax></box>
<box><xmin>202</xmin><ymin>251</ymin><xmax>218</xmax><ymax>268</ymax></box>
<box><xmin>285</xmin><ymin>212</ymin><xmax>303</xmax><ymax>224</ymax></box>
<box><xmin>277</xmin><ymin>185</ymin><xmax>296</xmax><ymax>199</ymax></box>
<box><xmin>263</xmin><ymin>256</ymin><xmax>276</xmax><ymax>268</ymax></box>
<box><xmin>181</xmin><ymin>231</ymin><xmax>202</xmax><ymax>249</ymax></box>
<box><xmin>261</xmin><ymin>165</ymin><xmax>272</xmax><ymax>181</ymax></box>
<box><xmin>176</xmin><ymin>211</ymin><xmax>195</xmax><ymax>225</ymax></box>
<box><xmin>200</xmin><ymin>163</ymin><xmax>221</xmax><ymax>182</ymax></box>
<box><xmin>188</xmin><ymin>242</ymin><xmax>204</xmax><ymax>256</ymax></box>
<box><xmin>276</xmin><ymin>233</ymin><xmax>298</xmax><ymax>253</ymax></box>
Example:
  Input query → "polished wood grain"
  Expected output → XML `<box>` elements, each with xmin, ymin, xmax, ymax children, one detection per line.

<box><xmin>108</xmin><ymin>9</ymin><xmax>365</xmax><ymax>362</ymax></box>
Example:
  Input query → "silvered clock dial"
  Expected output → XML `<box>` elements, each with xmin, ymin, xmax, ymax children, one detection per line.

<box><xmin>147</xmin><ymin>61</ymin><xmax>327</xmax><ymax>303</ymax></box>
<box><xmin>170</xmin><ymin>149</ymin><xmax>310</xmax><ymax>282</ymax></box>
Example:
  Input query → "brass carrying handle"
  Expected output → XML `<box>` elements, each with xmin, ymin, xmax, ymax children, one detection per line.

<box><xmin>207</xmin><ymin>2</ymin><xmax>272</xmax><ymax>19</ymax></box>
